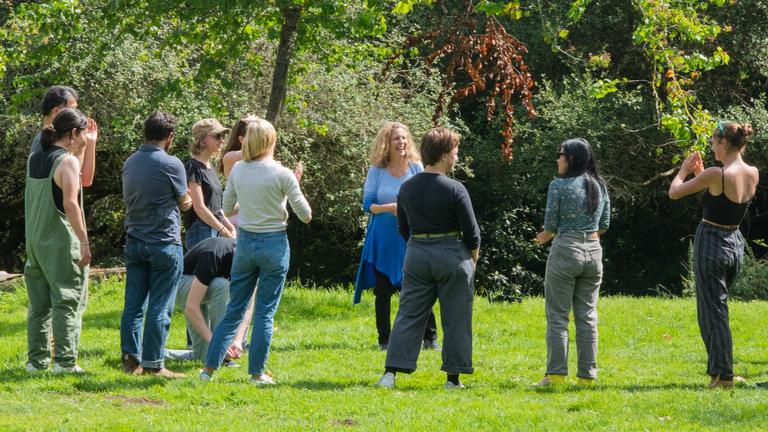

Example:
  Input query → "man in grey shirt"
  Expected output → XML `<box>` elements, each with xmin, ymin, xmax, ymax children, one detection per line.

<box><xmin>120</xmin><ymin>111</ymin><xmax>192</xmax><ymax>378</ymax></box>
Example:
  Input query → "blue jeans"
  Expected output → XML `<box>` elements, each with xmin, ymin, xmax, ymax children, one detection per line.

<box><xmin>185</xmin><ymin>219</ymin><xmax>219</xmax><ymax>251</ymax></box>
<box><xmin>120</xmin><ymin>238</ymin><xmax>183</xmax><ymax>369</ymax></box>
<box><xmin>205</xmin><ymin>229</ymin><xmax>290</xmax><ymax>375</ymax></box>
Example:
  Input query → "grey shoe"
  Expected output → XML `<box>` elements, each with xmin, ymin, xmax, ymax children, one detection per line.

<box><xmin>51</xmin><ymin>364</ymin><xmax>85</xmax><ymax>374</ymax></box>
<box><xmin>198</xmin><ymin>370</ymin><xmax>213</xmax><ymax>382</ymax></box>
<box><xmin>249</xmin><ymin>374</ymin><xmax>275</xmax><ymax>385</ymax></box>
<box><xmin>422</xmin><ymin>339</ymin><xmax>441</xmax><ymax>351</ymax></box>
<box><xmin>378</xmin><ymin>343</ymin><xmax>388</xmax><ymax>351</ymax></box>
<box><xmin>376</xmin><ymin>372</ymin><xmax>395</xmax><ymax>389</ymax></box>
<box><xmin>445</xmin><ymin>380</ymin><xmax>465</xmax><ymax>390</ymax></box>
<box><xmin>25</xmin><ymin>362</ymin><xmax>44</xmax><ymax>373</ymax></box>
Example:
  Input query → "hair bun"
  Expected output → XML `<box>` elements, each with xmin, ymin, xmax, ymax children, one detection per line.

<box><xmin>738</xmin><ymin>123</ymin><xmax>753</xmax><ymax>138</ymax></box>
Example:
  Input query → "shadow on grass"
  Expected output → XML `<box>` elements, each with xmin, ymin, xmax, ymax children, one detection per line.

<box><xmin>83</xmin><ymin>309</ymin><xmax>123</xmax><ymax>330</ymax></box>
<box><xmin>286</xmin><ymin>379</ymin><xmax>366</xmax><ymax>390</ymax></box>
<box><xmin>271</xmin><ymin>341</ymin><xmax>365</xmax><ymax>352</ymax></box>
<box><xmin>0</xmin><ymin>319</ymin><xmax>27</xmax><ymax>337</ymax></box>
<box><xmin>0</xmin><ymin>367</ymin><xmax>168</xmax><ymax>392</ymax></box>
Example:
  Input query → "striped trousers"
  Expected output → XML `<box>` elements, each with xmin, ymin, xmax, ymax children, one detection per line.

<box><xmin>693</xmin><ymin>221</ymin><xmax>744</xmax><ymax>381</ymax></box>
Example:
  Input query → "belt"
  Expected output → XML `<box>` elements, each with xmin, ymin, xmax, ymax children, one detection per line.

<box><xmin>411</xmin><ymin>231</ymin><xmax>460</xmax><ymax>239</ymax></box>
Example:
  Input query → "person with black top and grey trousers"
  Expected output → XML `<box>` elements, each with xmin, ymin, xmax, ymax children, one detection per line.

<box><xmin>377</xmin><ymin>127</ymin><xmax>480</xmax><ymax>390</ymax></box>
<box><xmin>669</xmin><ymin>121</ymin><xmax>757</xmax><ymax>390</ymax></box>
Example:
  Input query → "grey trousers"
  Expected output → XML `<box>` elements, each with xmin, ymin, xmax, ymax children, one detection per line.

<box><xmin>693</xmin><ymin>222</ymin><xmax>744</xmax><ymax>381</ymax></box>
<box><xmin>385</xmin><ymin>237</ymin><xmax>475</xmax><ymax>374</ymax></box>
<box><xmin>544</xmin><ymin>232</ymin><xmax>602</xmax><ymax>379</ymax></box>
<box><xmin>174</xmin><ymin>274</ymin><xmax>230</xmax><ymax>361</ymax></box>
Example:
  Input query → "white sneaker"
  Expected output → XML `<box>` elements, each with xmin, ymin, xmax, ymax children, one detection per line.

<box><xmin>445</xmin><ymin>380</ymin><xmax>465</xmax><ymax>390</ymax></box>
<box><xmin>376</xmin><ymin>372</ymin><xmax>395</xmax><ymax>389</ymax></box>
<box><xmin>51</xmin><ymin>364</ymin><xmax>85</xmax><ymax>374</ymax></box>
<box><xmin>199</xmin><ymin>370</ymin><xmax>213</xmax><ymax>381</ymax></box>
<box><xmin>25</xmin><ymin>362</ymin><xmax>44</xmax><ymax>373</ymax></box>
<box><xmin>249</xmin><ymin>374</ymin><xmax>275</xmax><ymax>385</ymax></box>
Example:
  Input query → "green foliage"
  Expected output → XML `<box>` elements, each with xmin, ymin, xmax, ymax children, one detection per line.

<box><xmin>731</xmin><ymin>247</ymin><xmax>768</xmax><ymax>301</ymax></box>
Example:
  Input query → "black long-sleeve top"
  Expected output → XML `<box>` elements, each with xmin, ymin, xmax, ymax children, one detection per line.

<box><xmin>397</xmin><ymin>172</ymin><xmax>481</xmax><ymax>251</ymax></box>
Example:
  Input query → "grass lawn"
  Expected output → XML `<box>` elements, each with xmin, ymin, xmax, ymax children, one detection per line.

<box><xmin>1</xmin><ymin>277</ymin><xmax>768</xmax><ymax>431</ymax></box>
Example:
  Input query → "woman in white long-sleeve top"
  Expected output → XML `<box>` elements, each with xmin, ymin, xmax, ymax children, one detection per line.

<box><xmin>200</xmin><ymin>117</ymin><xmax>311</xmax><ymax>385</ymax></box>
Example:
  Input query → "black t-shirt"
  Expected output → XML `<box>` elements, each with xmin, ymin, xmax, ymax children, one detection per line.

<box><xmin>184</xmin><ymin>158</ymin><xmax>224</xmax><ymax>226</ymax></box>
<box><xmin>29</xmin><ymin>145</ymin><xmax>69</xmax><ymax>213</ymax></box>
<box><xmin>183</xmin><ymin>237</ymin><xmax>236</xmax><ymax>285</ymax></box>
<box><xmin>397</xmin><ymin>172</ymin><xmax>481</xmax><ymax>250</ymax></box>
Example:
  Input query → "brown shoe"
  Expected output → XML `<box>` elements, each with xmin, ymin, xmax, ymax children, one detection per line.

<box><xmin>122</xmin><ymin>354</ymin><xmax>143</xmax><ymax>375</ymax></box>
<box><xmin>708</xmin><ymin>376</ymin><xmax>734</xmax><ymax>390</ymax></box>
<box><xmin>143</xmin><ymin>367</ymin><xmax>185</xmax><ymax>379</ymax></box>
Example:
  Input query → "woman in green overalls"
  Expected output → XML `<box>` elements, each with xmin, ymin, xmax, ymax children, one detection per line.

<box><xmin>25</xmin><ymin>108</ymin><xmax>97</xmax><ymax>374</ymax></box>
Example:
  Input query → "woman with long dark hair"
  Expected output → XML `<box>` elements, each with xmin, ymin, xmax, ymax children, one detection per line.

<box><xmin>25</xmin><ymin>108</ymin><xmax>97</xmax><ymax>373</ymax></box>
<box><xmin>669</xmin><ymin>122</ymin><xmax>757</xmax><ymax>389</ymax></box>
<box><xmin>534</xmin><ymin>138</ymin><xmax>610</xmax><ymax>387</ymax></box>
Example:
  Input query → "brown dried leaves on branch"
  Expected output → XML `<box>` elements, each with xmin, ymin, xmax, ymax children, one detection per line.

<box><xmin>393</xmin><ymin>9</ymin><xmax>536</xmax><ymax>160</ymax></box>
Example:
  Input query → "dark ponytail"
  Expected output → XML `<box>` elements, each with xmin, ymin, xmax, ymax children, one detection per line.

<box><xmin>559</xmin><ymin>138</ymin><xmax>607</xmax><ymax>214</ymax></box>
<box><xmin>39</xmin><ymin>108</ymin><xmax>88</xmax><ymax>149</ymax></box>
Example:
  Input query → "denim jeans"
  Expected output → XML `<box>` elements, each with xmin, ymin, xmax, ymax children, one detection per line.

<box><xmin>120</xmin><ymin>238</ymin><xmax>183</xmax><ymax>369</ymax></box>
<box><xmin>185</xmin><ymin>219</ymin><xmax>219</xmax><ymax>251</ymax></box>
<box><xmin>205</xmin><ymin>229</ymin><xmax>289</xmax><ymax>375</ymax></box>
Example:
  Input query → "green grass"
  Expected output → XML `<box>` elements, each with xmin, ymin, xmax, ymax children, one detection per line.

<box><xmin>2</xmin><ymin>278</ymin><xmax>768</xmax><ymax>431</ymax></box>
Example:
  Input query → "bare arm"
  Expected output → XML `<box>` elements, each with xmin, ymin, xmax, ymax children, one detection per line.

<box><xmin>228</xmin><ymin>292</ymin><xmax>256</xmax><ymax>359</ymax></box>
<box><xmin>189</xmin><ymin>181</ymin><xmax>234</xmax><ymax>238</ymax></box>
<box><xmin>57</xmin><ymin>156</ymin><xmax>91</xmax><ymax>267</ymax></box>
<box><xmin>184</xmin><ymin>278</ymin><xmax>213</xmax><ymax>342</ymax></box>
<box><xmin>177</xmin><ymin>192</ymin><xmax>192</xmax><ymax>211</ymax></box>
<box><xmin>79</xmin><ymin>118</ymin><xmax>98</xmax><ymax>187</ymax></box>
<box><xmin>668</xmin><ymin>153</ymin><xmax>714</xmax><ymax>200</ymax></box>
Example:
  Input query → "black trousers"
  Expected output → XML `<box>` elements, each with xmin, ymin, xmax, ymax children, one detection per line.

<box><xmin>693</xmin><ymin>222</ymin><xmax>744</xmax><ymax>381</ymax></box>
<box><xmin>374</xmin><ymin>270</ymin><xmax>437</xmax><ymax>344</ymax></box>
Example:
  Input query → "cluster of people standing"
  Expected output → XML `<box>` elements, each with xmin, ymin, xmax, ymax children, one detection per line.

<box><xmin>22</xmin><ymin>84</ymin><xmax>760</xmax><ymax>390</ymax></box>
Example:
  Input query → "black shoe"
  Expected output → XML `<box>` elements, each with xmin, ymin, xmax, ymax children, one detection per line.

<box><xmin>756</xmin><ymin>381</ymin><xmax>768</xmax><ymax>388</ymax></box>
<box><xmin>378</xmin><ymin>343</ymin><xmax>388</xmax><ymax>351</ymax></box>
<box><xmin>422</xmin><ymin>339</ymin><xmax>441</xmax><ymax>351</ymax></box>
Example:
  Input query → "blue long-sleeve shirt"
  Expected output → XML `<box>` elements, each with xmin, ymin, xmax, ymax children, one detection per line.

<box><xmin>543</xmin><ymin>175</ymin><xmax>610</xmax><ymax>233</ymax></box>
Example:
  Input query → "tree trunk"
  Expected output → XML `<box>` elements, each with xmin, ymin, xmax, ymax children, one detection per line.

<box><xmin>266</xmin><ymin>5</ymin><xmax>302</xmax><ymax>126</ymax></box>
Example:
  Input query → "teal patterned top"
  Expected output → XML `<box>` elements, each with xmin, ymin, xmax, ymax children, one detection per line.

<box><xmin>543</xmin><ymin>175</ymin><xmax>610</xmax><ymax>233</ymax></box>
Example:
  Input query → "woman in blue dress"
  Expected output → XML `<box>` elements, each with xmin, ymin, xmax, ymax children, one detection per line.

<box><xmin>354</xmin><ymin>122</ymin><xmax>439</xmax><ymax>351</ymax></box>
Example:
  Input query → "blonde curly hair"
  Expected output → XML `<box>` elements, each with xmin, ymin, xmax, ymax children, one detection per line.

<box><xmin>368</xmin><ymin>122</ymin><xmax>420</xmax><ymax>167</ymax></box>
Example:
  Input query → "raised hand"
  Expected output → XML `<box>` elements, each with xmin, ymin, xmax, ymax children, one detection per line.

<box><xmin>294</xmin><ymin>161</ymin><xmax>304</xmax><ymax>182</ymax></box>
<box><xmin>84</xmin><ymin>118</ymin><xmax>99</xmax><ymax>147</ymax></box>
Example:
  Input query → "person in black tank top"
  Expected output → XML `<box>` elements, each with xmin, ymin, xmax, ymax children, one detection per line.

<box><xmin>669</xmin><ymin>121</ymin><xmax>758</xmax><ymax>389</ymax></box>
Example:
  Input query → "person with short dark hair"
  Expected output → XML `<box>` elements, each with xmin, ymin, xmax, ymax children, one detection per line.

<box><xmin>24</xmin><ymin>108</ymin><xmax>96</xmax><ymax>374</ymax></box>
<box><xmin>533</xmin><ymin>138</ymin><xmax>610</xmax><ymax>387</ymax></box>
<box><xmin>669</xmin><ymin>121</ymin><xmax>758</xmax><ymax>389</ymax></box>
<box><xmin>31</xmin><ymin>86</ymin><xmax>97</xmax><ymax>187</ymax></box>
<box><xmin>377</xmin><ymin>127</ymin><xmax>480</xmax><ymax>390</ymax></box>
<box><xmin>120</xmin><ymin>111</ymin><xmax>192</xmax><ymax>378</ymax></box>
<box><xmin>353</xmin><ymin>122</ymin><xmax>439</xmax><ymax>351</ymax></box>
<box><xmin>184</xmin><ymin>118</ymin><xmax>236</xmax><ymax>249</ymax></box>
<box><xmin>168</xmin><ymin>237</ymin><xmax>253</xmax><ymax>362</ymax></box>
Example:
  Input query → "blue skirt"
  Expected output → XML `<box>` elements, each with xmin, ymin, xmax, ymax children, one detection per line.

<box><xmin>353</xmin><ymin>213</ymin><xmax>406</xmax><ymax>304</ymax></box>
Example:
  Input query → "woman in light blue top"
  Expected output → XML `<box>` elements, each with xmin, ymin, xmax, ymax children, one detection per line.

<box><xmin>354</xmin><ymin>122</ymin><xmax>439</xmax><ymax>351</ymax></box>
<box><xmin>534</xmin><ymin>138</ymin><xmax>610</xmax><ymax>387</ymax></box>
